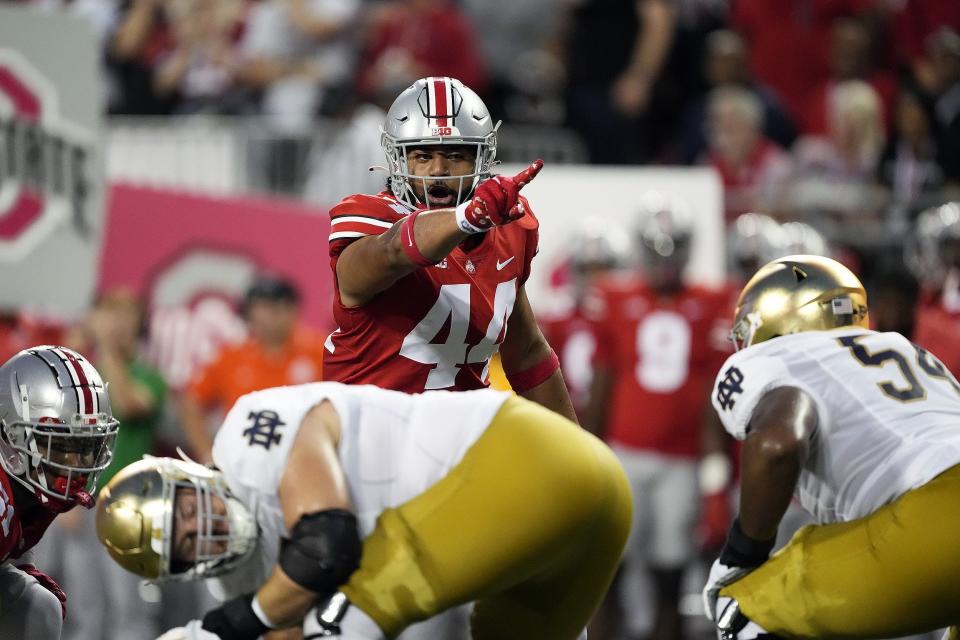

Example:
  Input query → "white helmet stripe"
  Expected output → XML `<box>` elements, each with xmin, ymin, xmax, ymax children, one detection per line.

<box><xmin>51</xmin><ymin>347</ymin><xmax>98</xmax><ymax>415</ymax></box>
<box><xmin>50</xmin><ymin>347</ymin><xmax>86</xmax><ymax>415</ymax></box>
<box><xmin>426</xmin><ymin>77</ymin><xmax>453</xmax><ymax>127</ymax></box>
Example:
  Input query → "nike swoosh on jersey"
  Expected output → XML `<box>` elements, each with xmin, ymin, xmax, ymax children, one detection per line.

<box><xmin>496</xmin><ymin>256</ymin><xmax>516</xmax><ymax>270</ymax></box>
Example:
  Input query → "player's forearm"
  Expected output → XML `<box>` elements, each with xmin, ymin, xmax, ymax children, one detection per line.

<box><xmin>337</xmin><ymin>209</ymin><xmax>469</xmax><ymax>307</ymax></box>
<box><xmin>255</xmin><ymin>567</ymin><xmax>320</xmax><ymax>628</ymax></box>
<box><xmin>737</xmin><ymin>437</ymin><xmax>802</xmax><ymax>541</ymax></box>
<box><xmin>737</xmin><ymin>387</ymin><xmax>816</xmax><ymax>541</ymax></box>
<box><xmin>518</xmin><ymin>370</ymin><xmax>579</xmax><ymax>424</ymax></box>
<box><xmin>403</xmin><ymin>207</ymin><xmax>472</xmax><ymax>262</ymax></box>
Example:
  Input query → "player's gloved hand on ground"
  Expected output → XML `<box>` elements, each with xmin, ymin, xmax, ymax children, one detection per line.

<box><xmin>156</xmin><ymin>620</ymin><xmax>222</xmax><ymax>640</ymax></box>
<box><xmin>455</xmin><ymin>160</ymin><xmax>543</xmax><ymax>233</ymax></box>
<box><xmin>17</xmin><ymin>563</ymin><xmax>67</xmax><ymax>619</ymax></box>
<box><xmin>703</xmin><ymin>558</ymin><xmax>751</xmax><ymax>622</ymax></box>
<box><xmin>702</xmin><ymin>518</ymin><xmax>776</xmax><ymax>621</ymax></box>
<box><xmin>714</xmin><ymin>597</ymin><xmax>778</xmax><ymax>640</ymax></box>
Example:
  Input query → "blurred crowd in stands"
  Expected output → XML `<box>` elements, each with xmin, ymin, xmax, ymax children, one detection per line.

<box><xmin>11</xmin><ymin>1</ymin><xmax>960</xmax><ymax>245</ymax></box>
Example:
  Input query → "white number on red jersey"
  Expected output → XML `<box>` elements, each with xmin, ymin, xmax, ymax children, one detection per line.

<box><xmin>399</xmin><ymin>280</ymin><xmax>517</xmax><ymax>389</ymax></box>
<box><xmin>561</xmin><ymin>329</ymin><xmax>597</xmax><ymax>395</ymax></box>
<box><xmin>635</xmin><ymin>310</ymin><xmax>691</xmax><ymax>392</ymax></box>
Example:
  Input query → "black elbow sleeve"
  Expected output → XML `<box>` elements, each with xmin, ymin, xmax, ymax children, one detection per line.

<box><xmin>279</xmin><ymin>508</ymin><xmax>362</xmax><ymax>594</ymax></box>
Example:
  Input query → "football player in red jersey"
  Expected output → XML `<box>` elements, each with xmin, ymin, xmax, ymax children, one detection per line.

<box><xmin>540</xmin><ymin>218</ymin><xmax>626</xmax><ymax>421</ymax></box>
<box><xmin>0</xmin><ymin>346</ymin><xmax>119</xmax><ymax>639</ymax></box>
<box><xmin>583</xmin><ymin>194</ymin><xmax>730</xmax><ymax>640</ymax></box>
<box><xmin>324</xmin><ymin>77</ymin><xmax>576</xmax><ymax>423</ymax></box>
<box><xmin>911</xmin><ymin>202</ymin><xmax>960</xmax><ymax>376</ymax></box>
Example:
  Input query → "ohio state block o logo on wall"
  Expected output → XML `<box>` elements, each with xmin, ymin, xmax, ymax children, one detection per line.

<box><xmin>0</xmin><ymin>49</ymin><xmax>93</xmax><ymax>261</ymax></box>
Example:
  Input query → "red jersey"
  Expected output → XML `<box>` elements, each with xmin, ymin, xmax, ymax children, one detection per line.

<box><xmin>540</xmin><ymin>299</ymin><xmax>597</xmax><ymax>419</ymax></box>
<box><xmin>0</xmin><ymin>471</ymin><xmax>58</xmax><ymax>563</ymax></box>
<box><xmin>588</xmin><ymin>275</ymin><xmax>730</xmax><ymax>458</ymax></box>
<box><xmin>325</xmin><ymin>191</ymin><xmax>539</xmax><ymax>392</ymax></box>
<box><xmin>914</xmin><ymin>298</ymin><xmax>960</xmax><ymax>377</ymax></box>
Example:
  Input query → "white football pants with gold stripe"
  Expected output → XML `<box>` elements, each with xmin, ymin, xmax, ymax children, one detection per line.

<box><xmin>338</xmin><ymin>396</ymin><xmax>633</xmax><ymax>640</ymax></box>
<box><xmin>720</xmin><ymin>464</ymin><xmax>960</xmax><ymax>638</ymax></box>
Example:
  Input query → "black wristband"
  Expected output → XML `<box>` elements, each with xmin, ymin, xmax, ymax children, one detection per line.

<box><xmin>718</xmin><ymin>518</ymin><xmax>776</xmax><ymax>569</ymax></box>
<box><xmin>202</xmin><ymin>594</ymin><xmax>269</xmax><ymax>640</ymax></box>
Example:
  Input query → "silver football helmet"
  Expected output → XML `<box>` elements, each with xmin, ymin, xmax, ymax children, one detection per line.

<box><xmin>381</xmin><ymin>77</ymin><xmax>499</xmax><ymax>208</ymax></box>
<box><xmin>905</xmin><ymin>202</ymin><xmax>960</xmax><ymax>288</ymax></box>
<box><xmin>0</xmin><ymin>346</ymin><xmax>119</xmax><ymax>508</ymax></box>
<box><xmin>571</xmin><ymin>217</ymin><xmax>628</xmax><ymax>274</ymax></box>
<box><xmin>727</xmin><ymin>213</ymin><xmax>788</xmax><ymax>281</ymax></box>
<box><xmin>780</xmin><ymin>221</ymin><xmax>831</xmax><ymax>258</ymax></box>
<box><xmin>96</xmin><ymin>455</ymin><xmax>257</xmax><ymax>583</ymax></box>
<box><xmin>636</xmin><ymin>192</ymin><xmax>694</xmax><ymax>289</ymax></box>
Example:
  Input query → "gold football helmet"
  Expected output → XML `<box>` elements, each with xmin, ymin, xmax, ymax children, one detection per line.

<box><xmin>731</xmin><ymin>254</ymin><xmax>869</xmax><ymax>350</ymax></box>
<box><xmin>95</xmin><ymin>456</ymin><xmax>257</xmax><ymax>582</ymax></box>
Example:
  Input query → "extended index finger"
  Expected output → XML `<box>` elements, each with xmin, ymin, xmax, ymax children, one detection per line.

<box><xmin>512</xmin><ymin>159</ymin><xmax>544</xmax><ymax>188</ymax></box>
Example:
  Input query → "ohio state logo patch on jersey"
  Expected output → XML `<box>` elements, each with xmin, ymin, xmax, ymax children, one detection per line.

<box><xmin>716</xmin><ymin>366</ymin><xmax>745</xmax><ymax>411</ymax></box>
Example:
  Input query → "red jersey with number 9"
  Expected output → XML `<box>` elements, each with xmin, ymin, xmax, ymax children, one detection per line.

<box><xmin>588</xmin><ymin>275</ymin><xmax>731</xmax><ymax>458</ymax></box>
<box><xmin>0</xmin><ymin>470</ymin><xmax>58</xmax><ymax>563</ymax></box>
<box><xmin>324</xmin><ymin>191</ymin><xmax>539</xmax><ymax>392</ymax></box>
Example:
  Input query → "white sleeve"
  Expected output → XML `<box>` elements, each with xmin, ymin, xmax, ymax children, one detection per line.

<box><xmin>711</xmin><ymin>351</ymin><xmax>794</xmax><ymax>440</ymax></box>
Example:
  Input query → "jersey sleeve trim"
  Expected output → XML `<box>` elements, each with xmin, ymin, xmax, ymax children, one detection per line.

<box><xmin>330</xmin><ymin>230</ymin><xmax>369</xmax><ymax>241</ymax></box>
<box><xmin>329</xmin><ymin>216</ymin><xmax>396</xmax><ymax>244</ymax></box>
<box><xmin>330</xmin><ymin>215</ymin><xmax>395</xmax><ymax>228</ymax></box>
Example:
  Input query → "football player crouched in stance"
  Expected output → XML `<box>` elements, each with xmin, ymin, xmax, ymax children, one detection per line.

<box><xmin>0</xmin><ymin>346</ymin><xmax>119</xmax><ymax>639</ymax></box>
<box><xmin>96</xmin><ymin>383</ymin><xmax>632</xmax><ymax>640</ymax></box>
<box><xmin>702</xmin><ymin>255</ymin><xmax>960</xmax><ymax>640</ymax></box>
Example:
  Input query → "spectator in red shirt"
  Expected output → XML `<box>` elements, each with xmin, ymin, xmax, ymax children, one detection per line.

<box><xmin>803</xmin><ymin>17</ymin><xmax>897</xmax><ymax>136</ymax></box>
<box><xmin>730</xmin><ymin>0</ymin><xmax>874</xmax><ymax>125</ymax></box>
<box><xmin>791</xmin><ymin>80</ymin><xmax>886</xmax><ymax>227</ymax></box>
<box><xmin>355</xmin><ymin>0</ymin><xmax>487</xmax><ymax>103</ymax></box>
<box><xmin>702</xmin><ymin>86</ymin><xmax>793</xmax><ymax>222</ymax></box>
<box><xmin>677</xmin><ymin>29</ymin><xmax>797</xmax><ymax>165</ymax></box>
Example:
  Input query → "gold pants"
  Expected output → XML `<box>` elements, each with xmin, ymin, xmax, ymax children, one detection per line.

<box><xmin>723</xmin><ymin>464</ymin><xmax>960</xmax><ymax>639</ymax></box>
<box><xmin>342</xmin><ymin>396</ymin><xmax>632</xmax><ymax>639</ymax></box>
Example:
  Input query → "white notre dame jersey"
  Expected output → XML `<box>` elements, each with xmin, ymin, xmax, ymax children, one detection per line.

<box><xmin>209</xmin><ymin>382</ymin><xmax>511</xmax><ymax>597</ymax></box>
<box><xmin>712</xmin><ymin>328</ymin><xmax>960</xmax><ymax>525</ymax></box>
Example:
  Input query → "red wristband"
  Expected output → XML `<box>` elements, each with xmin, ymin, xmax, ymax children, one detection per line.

<box><xmin>400</xmin><ymin>210</ymin><xmax>440</xmax><ymax>267</ymax></box>
<box><xmin>506</xmin><ymin>350</ymin><xmax>560</xmax><ymax>393</ymax></box>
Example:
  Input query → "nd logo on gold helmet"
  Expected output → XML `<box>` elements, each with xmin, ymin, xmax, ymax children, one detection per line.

<box><xmin>731</xmin><ymin>254</ymin><xmax>870</xmax><ymax>351</ymax></box>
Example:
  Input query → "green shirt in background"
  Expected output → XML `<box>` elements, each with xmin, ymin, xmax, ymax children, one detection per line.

<box><xmin>97</xmin><ymin>360</ymin><xmax>167</xmax><ymax>491</ymax></box>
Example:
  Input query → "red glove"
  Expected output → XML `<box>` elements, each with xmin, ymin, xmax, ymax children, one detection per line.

<box><xmin>18</xmin><ymin>564</ymin><xmax>66</xmax><ymax>619</ymax></box>
<box><xmin>455</xmin><ymin>160</ymin><xmax>543</xmax><ymax>233</ymax></box>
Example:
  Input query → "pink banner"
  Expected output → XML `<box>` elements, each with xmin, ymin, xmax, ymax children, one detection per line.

<box><xmin>99</xmin><ymin>184</ymin><xmax>334</xmax><ymax>388</ymax></box>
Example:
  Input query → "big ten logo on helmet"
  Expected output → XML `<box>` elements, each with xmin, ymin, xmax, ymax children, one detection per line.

<box><xmin>0</xmin><ymin>50</ymin><xmax>93</xmax><ymax>259</ymax></box>
<box><xmin>431</xmin><ymin>127</ymin><xmax>453</xmax><ymax>136</ymax></box>
<box><xmin>145</xmin><ymin>250</ymin><xmax>253</xmax><ymax>390</ymax></box>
